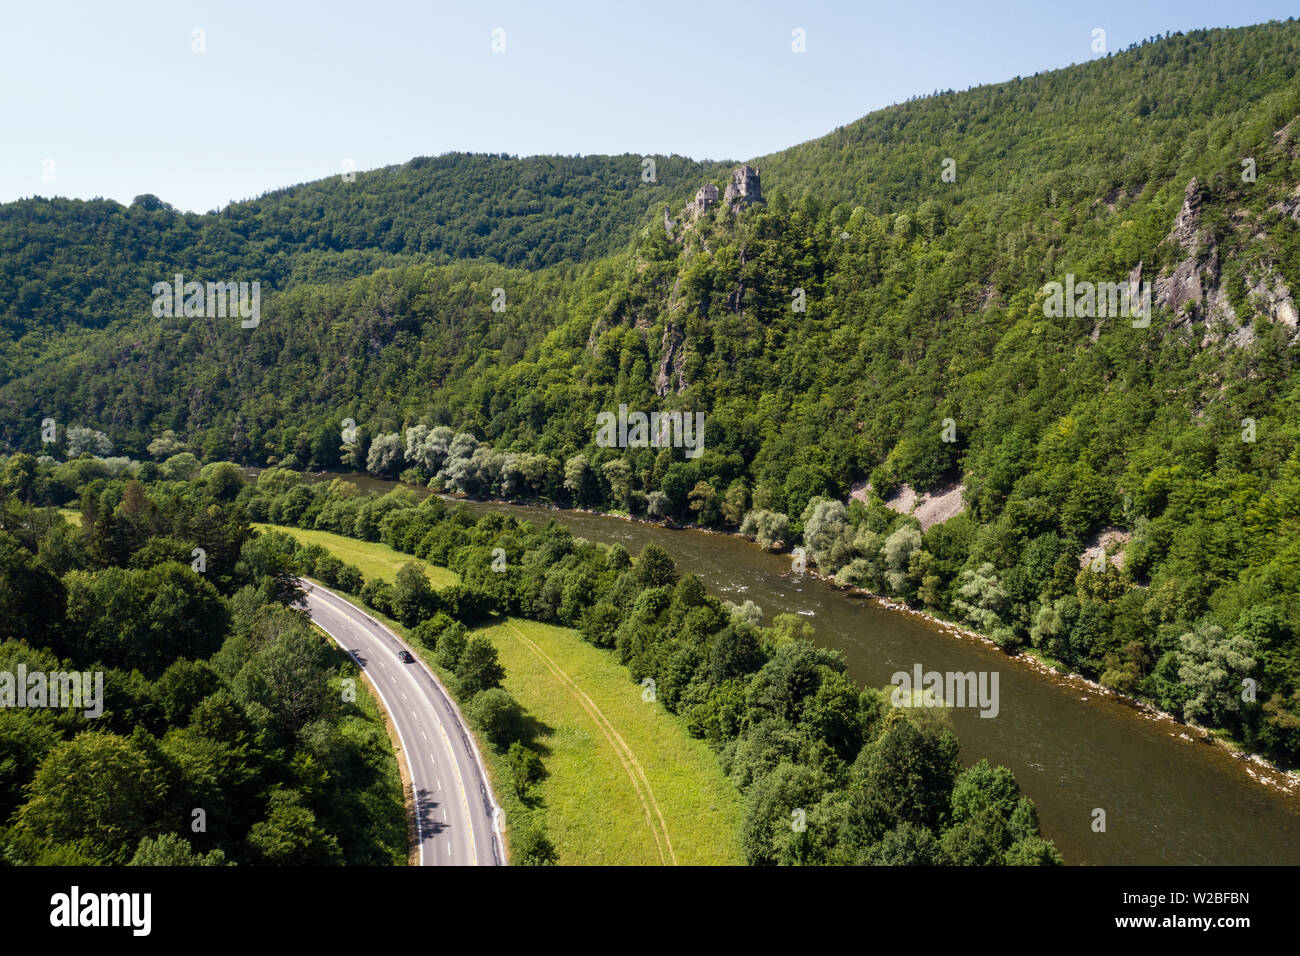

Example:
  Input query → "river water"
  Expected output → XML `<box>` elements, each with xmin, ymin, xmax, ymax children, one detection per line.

<box><xmin>271</xmin><ymin>470</ymin><xmax>1300</xmax><ymax>864</ymax></box>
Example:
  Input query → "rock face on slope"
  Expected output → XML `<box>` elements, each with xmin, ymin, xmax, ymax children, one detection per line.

<box><xmin>648</xmin><ymin>165</ymin><xmax>768</xmax><ymax>392</ymax></box>
<box><xmin>1149</xmin><ymin>174</ymin><xmax>1299</xmax><ymax>347</ymax></box>
<box><xmin>686</xmin><ymin>182</ymin><xmax>720</xmax><ymax>220</ymax></box>
<box><xmin>1154</xmin><ymin>178</ymin><xmax>1234</xmax><ymax>326</ymax></box>
<box><xmin>723</xmin><ymin>164</ymin><xmax>762</xmax><ymax>211</ymax></box>
<box><xmin>672</xmin><ymin>165</ymin><xmax>765</xmax><ymax>228</ymax></box>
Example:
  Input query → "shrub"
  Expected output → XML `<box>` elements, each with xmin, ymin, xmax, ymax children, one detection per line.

<box><xmin>468</xmin><ymin>687</ymin><xmax>524</xmax><ymax>750</ymax></box>
<box><xmin>411</xmin><ymin>612</ymin><xmax>454</xmax><ymax>649</ymax></box>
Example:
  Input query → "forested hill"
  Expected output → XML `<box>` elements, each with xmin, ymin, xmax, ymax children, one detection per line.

<box><xmin>755</xmin><ymin>22</ymin><xmax>1300</xmax><ymax>215</ymax></box>
<box><xmin>8</xmin><ymin>22</ymin><xmax>1299</xmax><ymax>344</ymax></box>
<box><xmin>4</xmin><ymin>21</ymin><xmax>1300</xmax><ymax>766</ymax></box>
<box><xmin>0</xmin><ymin>152</ymin><xmax>728</xmax><ymax>337</ymax></box>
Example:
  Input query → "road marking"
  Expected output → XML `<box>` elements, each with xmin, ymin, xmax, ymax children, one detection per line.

<box><xmin>433</xmin><ymin>713</ymin><xmax>478</xmax><ymax>866</ymax></box>
<box><xmin>307</xmin><ymin>595</ymin><xmax>426</xmax><ymax>867</ymax></box>
<box><xmin>303</xmin><ymin>581</ymin><xmax>500</xmax><ymax>866</ymax></box>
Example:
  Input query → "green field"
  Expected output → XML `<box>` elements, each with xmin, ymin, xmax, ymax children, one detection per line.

<box><xmin>254</xmin><ymin>523</ymin><xmax>459</xmax><ymax>589</ymax></box>
<box><xmin>265</xmin><ymin>525</ymin><xmax>743</xmax><ymax>865</ymax></box>
<box><xmin>477</xmin><ymin>618</ymin><xmax>744</xmax><ymax>866</ymax></box>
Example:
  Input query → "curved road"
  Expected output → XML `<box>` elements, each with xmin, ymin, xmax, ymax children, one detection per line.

<box><xmin>303</xmin><ymin>581</ymin><xmax>504</xmax><ymax>866</ymax></box>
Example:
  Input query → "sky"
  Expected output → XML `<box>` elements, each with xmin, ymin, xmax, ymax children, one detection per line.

<box><xmin>2</xmin><ymin>0</ymin><xmax>1296</xmax><ymax>213</ymax></box>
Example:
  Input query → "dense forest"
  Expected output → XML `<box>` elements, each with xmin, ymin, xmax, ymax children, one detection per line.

<box><xmin>0</xmin><ymin>461</ymin><xmax>1062</xmax><ymax>864</ymax></box>
<box><xmin>0</xmin><ymin>463</ymin><xmax>406</xmax><ymax>865</ymax></box>
<box><xmin>0</xmin><ymin>153</ymin><xmax>726</xmax><ymax>340</ymax></box>
<box><xmin>2</xmin><ymin>21</ymin><xmax>1300</xmax><ymax>783</ymax></box>
<box><xmin>247</xmin><ymin>469</ymin><xmax>1065</xmax><ymax>865</ymax></box>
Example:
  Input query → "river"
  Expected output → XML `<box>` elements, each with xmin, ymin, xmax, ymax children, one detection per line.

<box><xmin>269</xmin><ymin>470</ymin><xmax>1300</xmax><ymax>865</ymax></box>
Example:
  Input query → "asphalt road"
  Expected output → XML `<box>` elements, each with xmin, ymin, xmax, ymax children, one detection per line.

<box><xmin>303</xmin><ymin>581</ymin><xmax>504</xmax><ymax>866</ymax></box>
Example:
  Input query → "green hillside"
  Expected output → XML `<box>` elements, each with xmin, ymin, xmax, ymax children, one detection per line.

<box><xmin>0</xmin><ymin>152</ymin><xmax>727</xmax><ymax>339</ymax></box>
<box><xmin>4</xmin><ymin>21</ymin><xmax>1300</xmax><ymax>767</ymax></box>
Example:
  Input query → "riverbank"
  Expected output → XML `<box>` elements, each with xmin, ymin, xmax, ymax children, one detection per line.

<box><xmin>424</xmin><ymin>488</ymin><xmax>1300</xmax><ymax>796</ymax></box>
<box><xmin>250</xmin><ymin>468</ymin><xmax>1300</xmax><ymax>863</ymax></box>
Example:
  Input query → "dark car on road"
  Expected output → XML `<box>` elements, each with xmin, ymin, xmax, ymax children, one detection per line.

<box><xmin>398</xmin><ymin>650</ymin><xmax>415</xmax><ymax>663</ymax></box>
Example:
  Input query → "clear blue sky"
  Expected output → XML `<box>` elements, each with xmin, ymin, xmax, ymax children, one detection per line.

<box><xmin>2</xmin><ymin>0</ymin><xmax>1294</xmax><ymax>212</ymax></box>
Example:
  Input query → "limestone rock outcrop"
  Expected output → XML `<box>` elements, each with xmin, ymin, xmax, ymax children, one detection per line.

<box><xmin>672</xmin><ymin>165</ymin><xmax>764</xmax><ymax>229</ymax></box>
<box><xmin>723</xmin><ymin>165</ymin><xmax>762</xmax><ymax>210</ymax></box>
<box><xmin>686</xmin><ymin>183</ymin><xmax>720</xmax><ymax>219</ymax></box>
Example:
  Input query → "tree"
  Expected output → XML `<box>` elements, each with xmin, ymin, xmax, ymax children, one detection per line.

<box><xmin>63</xmin><ymin>562</ymin><xmax>228</xmax><ymax>675</ymax></box>
<box><xmin>404</xmin><ymin>424</ymin><xmax>454</xmax><ymax>475</ymax></box>
<box><xmin>1029</xmin><ymin>595</ymin><xmax>1078</xmax><ymax>658</ymax></box>
<box><xmin>129</xmin><ymin>832</ymin><xmax>227</xmax><ymax>865</ymax></box>
<box><xmin>769</xmin><ymin>613</ymin><xmax>815</xmax><ymax>646</ymax></box>
<box><xmin>801</xmin><ymin>498</ymin><xmax>851</xmax><ymax>571</ymax></box>
<box><xmin>389</xmin><ymin>562</ymin><xmax>436</xmax><ymax>626</ymax></box>
<box><xmin>1177</xmin><ymin>621</ymin><xmax>1256</xmax><ymax>729</ymax></box>
<box><xmin>1</xmin><ymin>453</ymin><xmax>37</xmax><ymax>501</ymax></box>
<box><xmin>632</xmin><ymin>543</ymin><xmax>678</xmax><ymax>589</ymax></box>
<box><xmin>412</xmin><ymin>612</ymin><xmax>453</xmax><ymax>648</ymax></box>
<box><xmin>233</xmin><ymin>626</ymin><xmax>336</xmax><ymax>735</ymax></box>
<box><xmin>722</xmin><ymin>599</ymin><xmax>763</xmax><ymax>627</ymax></box>
<box><xmin>256</xmin><ymin>467</ymin><xmax>301</xmax><ymax>498</ymax></box>
<box><xmin>708</xmin><ymin>624</ymin><xmax>763</xmax><ymax>683</ymax></box>
<box><xmin>1004</xmin><ymin>836</ymin><xmax>1064</xmax><ymax>865</ymax></box>
<box><xmin>579</xmin><ymin>602</ymin><xmax>622</xmax><ymax>648</ymax></box>
<box><xmin>512</xmin><ymin>823</ymin><xmax>558</xmax><ymax>865</ymax></box>
<box><xmin>457</xmin><ymin>635</ymin><xmax>505</xmax><ymax>697</ymax></box>
<box><xmin>468</xmin><ymin>688</ymin><xmax>524</xmax><ymax>750</ymax></box>
<box><xmin>740</xmin><ymin>760</ymin><xmax>831</xmax><ymax>865</ymax></box>
<box><xmin>153</xmin><ymin>658</ymin><xmax>222</xmax><ymax>725</ymax></box>
<box><xmin>782</xmin><ymin>463</ymin><xmax>835</xmax><ymax>526</ymax></box>
<box><xmin>65</xmin><ymin>425</ymin><xmax>113</xmax><ymax>458</ymax></box>
<box><xmin>435</xmin><ymin>621</ymin><xmax>468</xmax><ymax>670</ymax></box>
<box><xmin>952</xmin><ymin>562</ymin><xmax>1007</xmax><ymax>633</ymax></box>
<box><xmin>845</xmin><ymin>714</ymin><xmax>960</xmax><ymax>844</ymax></box>
<box><xmin>688</xmin><ymin>480</ymin><xmax>721</xmax><ymax>525</ymax></box>
<box><xmin>861</xmin><ymin>822</ymin><xmax>948</xmax><ymax>865</ymax></box>
<box><xmin>199</xmin><ymin>461</ymin><xmax>245</xmax><ymax>500</ymax></box>
<box><xmin>882</xmin><ymin>524</ymin><xmax>922</xmax><ymax>594</ymax></box>
<box><xmin>801</xmin><ymin>670</ymin><xmax>865</xmax><ymax>761</ymax></box>
<box><xmin>16</xmin><ymin>732</ymin><xmax>168</xmax><ymax>864</ymax></box>
<box><xmin>505</xmin><ymin>741</ymin><xmax>545</xmax><ymax>799</ymax></box>
<box><xmin>366</xmin><ymin>433</ymin><xmax>404</xmax><ymax>477</ymax></box>
<box><xmin>0</xmin><ymin>709</ymin><xmax>63</xmax><ymax>821</ymax></box>
<box><xmin>741</xmin><ymin>509</ymin><xmax>790</xmax><ymax>550</ymax></box>
<box><xmin>721</xmin><ymin>480</ymin><xmax>749</xmax><ymax>527</ymax></box>
<box><xmin>645</xmin><ymin>490</ymin><xmax>671</xmax><ymax>520</ymax></box>
<box><xmin>238</xmin><ymin>534</ymin><xmax>306</xmax><ymax>607</ymax></box>
<box><xmin>0</xmin><ymin>531</ymin><xmax>65</xmax><ymax>645</ymax></box>
<box><xmin>161</xmin><ymin>452</ymin><xmax>201</xmax><ymax>480</ymax></box>
<box><xmin>146</xmin><ymin>430</ymin><xmax>187</xmax><ymax>460</ymax></box>
<box><xmin>950</xmin><ymin>760</ymin><xmax>1022</xmax><ymax>825</ymax></box>
<box><xmin>563</xmin><ymin>454</ymin><xmax>595</xmax><ymax>507</ymax></box>
<box><xmin>244</xmin><ymin>788</ymin><xmax>344</xmax><ymax>865</ymax></box>
<box><xmin>601</xmin><ymin>458</ymin><xmax>633</xmax><ymax>510</ymax></box>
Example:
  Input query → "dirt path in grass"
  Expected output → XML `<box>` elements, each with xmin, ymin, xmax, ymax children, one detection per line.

<box><xmin>503</xmin><ymin>620</ymin><xmax>678</xmax><ymax>866</ymax></box>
